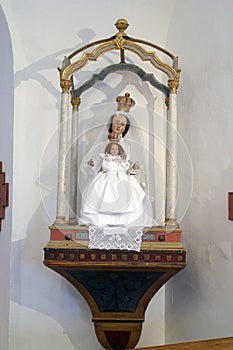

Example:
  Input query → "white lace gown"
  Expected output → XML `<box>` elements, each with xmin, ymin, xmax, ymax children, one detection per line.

<box><xmin>79</xmin><ymin>154</ymin><xmax>154</xmax><ymax>227</ymax></box>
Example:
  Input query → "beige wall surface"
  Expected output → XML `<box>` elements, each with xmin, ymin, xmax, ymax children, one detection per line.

<box><xmin>165</xmin><ymin>0</ymin><xmax>233</xmax><ymax>345</ymax></box>
<box><xmin>1</xmin><ymin>1</ymin><xmax>174</xmax><ymax>349</ymax></box>
<box><xmin>0</xmin><ymin>5</ymin><xmax>13</xmax><ymax>350</ymax></box>
<box><xmin>1</xmin><ymin>0</ymin><xmax>233</xmax><ymax>349</ymax></box>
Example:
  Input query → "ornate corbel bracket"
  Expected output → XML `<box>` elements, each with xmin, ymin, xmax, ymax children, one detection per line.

<box><xmin>44</xmin><ymin>244</ymin><xmax>186</xmax><ymax>349</ymax></box>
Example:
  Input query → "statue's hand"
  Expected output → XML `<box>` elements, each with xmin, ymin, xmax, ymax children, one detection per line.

<box><xmin>132</xmin><ymin>162</ymin><xmax>139</xmax><ymax>170</ymax></box>
<box><xmin>87</xmin><ymin>159</ymin><xmax>94</xmax><ymax>167</ymax></box>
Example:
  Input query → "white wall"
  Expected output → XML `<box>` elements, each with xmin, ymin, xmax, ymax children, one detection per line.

<box><xmin>1</xmin><ymin>1</ymin><xmax>176</xmax><ymax>349</ymax></box>
<box><xmin>0</xmin><ymin>5</ymin><xmax>14</xmax><ymax>350</ymax></box>
<box><xmin>3</xmin><ymin>1</ymin><xmax>232</xmax><ymax>349</ymax></box>
<box><xmin>165</xmin><ymin>0</ymin><xmax>233</xmax><ymax>344</ymax></box>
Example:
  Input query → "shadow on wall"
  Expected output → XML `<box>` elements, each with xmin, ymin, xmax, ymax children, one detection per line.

<box><xmin>11</xmin><ymin>27</ymin><xmax>158</xmax><ymax>349</ymax></box>
<box><xmin>14</xmin><ymin>28</ymin><xmax>96</xmax><ymax>104</ymax></box>
<box><xmin>11</xmin><ymin>198</ymin><xmax>101</xmax><ymax>349</ymax></box>
<box><xmin>11</xmin><ymin>28</ymin><xmax>105</xmax><ymax>350</ymax></box>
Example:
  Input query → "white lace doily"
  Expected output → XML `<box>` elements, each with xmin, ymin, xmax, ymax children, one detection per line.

<box><xmin>88</xmin><ymin>226</ymin><xmax>143</xmax><ymax>252</ymax></box>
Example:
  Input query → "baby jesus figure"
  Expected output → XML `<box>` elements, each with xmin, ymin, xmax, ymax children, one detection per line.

<box><xmin>79</xmin><ymin>142</ymin><xmax>153</xmax><ymax>227</ymax></box>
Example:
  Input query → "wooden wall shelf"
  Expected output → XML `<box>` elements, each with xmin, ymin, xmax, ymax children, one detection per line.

<box><xmin>44</xmin><ymin>241</ymin><xmax>186</xmax><ymax>349</ymax></box>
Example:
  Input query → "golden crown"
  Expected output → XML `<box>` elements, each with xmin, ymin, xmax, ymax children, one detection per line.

<box><xmin>116</xmin><ymin>92</ymin><xmax>135</xmax><ymax>112</ymax></box>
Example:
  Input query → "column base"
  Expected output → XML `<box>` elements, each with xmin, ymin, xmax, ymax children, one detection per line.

<box><xmin>68</xmin><ymin>216</ymin><xmax>78</xmax><ymax>225</ymax></box>
<box><xmin>54</xmin><ymin>216</ymin><xmax>67</xmax><ymax>225</ymax></box>
<box><xmin>165</xmin><ymin>218</ymin><xmax>178</xmax><ymax>227</ymax></box>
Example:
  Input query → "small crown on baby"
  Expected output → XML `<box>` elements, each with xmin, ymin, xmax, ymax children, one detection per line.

<box><xmin>116</xmin><ymin>92</ymin><xmax>135</xmax><ymax>112</ymax></box>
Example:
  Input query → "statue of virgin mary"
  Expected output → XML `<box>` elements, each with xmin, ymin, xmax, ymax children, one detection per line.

<box><xmin>79</xmin><ymin>93</ymin><xmax>154</xmax><ymax>229</ymax></box>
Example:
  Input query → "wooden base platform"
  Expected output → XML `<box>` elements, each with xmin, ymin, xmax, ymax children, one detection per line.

<box><xmin>133</xmin><ymin>337</ymin><xmax>233</xmax><ymax>350</ymax></box>
<box><xmin>44</xmin><ymin>225</ymin><xmax>186</xmax><ymax>349</ymax></box>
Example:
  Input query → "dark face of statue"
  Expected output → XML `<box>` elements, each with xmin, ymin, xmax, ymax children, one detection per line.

<box><xmin>111</xmin><ymin>115</ymin><xmax>127</xmax><ymax>135</ymax></box>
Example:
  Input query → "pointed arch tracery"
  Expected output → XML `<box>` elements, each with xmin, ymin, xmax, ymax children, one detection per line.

<box><xmin>58</xmin><ymin>19</ymin><xmax>181</xmax><ymax>95</ymax></box>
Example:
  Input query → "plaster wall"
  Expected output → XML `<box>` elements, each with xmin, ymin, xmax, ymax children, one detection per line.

<box><xmin>0</xmin><ymin>1</ymin><xmax>176</xmax><ymax>349</ymax></box>
<box><xmin>0</xmin><ymin>5</ymin><xmax>13</xmax><ymax>350</ymax></box>
<box><xmin>3</xmin><ymin>1</ymin><xmax>232</xmax><ymax>349</ymax></box>
<box><xmin>165</xmin><ymin>0</ymin><xmax>233</xmax><ymax>344</ymax></box>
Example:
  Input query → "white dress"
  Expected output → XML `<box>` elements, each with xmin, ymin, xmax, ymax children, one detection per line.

<box><xmin>79</xmin><ymin>153</ymin><xmax>154</xmax><ymax>227</ymax></box>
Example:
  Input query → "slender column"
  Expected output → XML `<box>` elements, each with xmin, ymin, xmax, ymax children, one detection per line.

<box><xmin>165</xmin><ymin>80</ymin><xmax>179</xmax><ymax>226</ymax></box>
<box><xmin>54</xmin><ymin>79</ymin><xmax>72</xmax><ymax>225</ymax></box>
<box><xmin>68</xmin><ymin>97</ymin><xmax>81</xmax><ymax>224</ymax></box>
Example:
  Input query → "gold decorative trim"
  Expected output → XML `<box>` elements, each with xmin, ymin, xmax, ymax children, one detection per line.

<box><xmin>61</xmin><ymin>39</ymin><xmax>179</xmax><ymax>83</ymax></box>
<box><xmin>61</xmin><ymin>41</ymin><xmax>117</xmax><ymax>81</ymax></box>
<box><xmin>114</xmin><ymin>36</ymin><xmax>126</xmax><ymax>49</ymax></box>
<box><xmin>165</xmin><ymin>217</ymin><xmax>178</xmax><ymax>226</ymax></box>
<box><xmin>59</xmin><ymin>19</ymin><xmax>181</xmax><ymax>89</ymax></box>
<box><xmin>115</xmin><ymin>18</ymin><xmax>129</xmax><ymax>34</ymax></box>
<box><xmin>168</xmin><ymin>78</ymin><xmax>180</xmax><ymax>94</ymax></box>
<box><xmin>60</xmin><ymin>79</ymin><xmax>72</xmax><ymax>93</ymax></box>
<box><xmin>71</xmin><ymin>97</ymin><xmax>81</xmax><ymax>110</ymax></box>
<box><xmin>122</xmin><ymin>40</ymin><xmax>179</xmax><ymax>80</ymax></box>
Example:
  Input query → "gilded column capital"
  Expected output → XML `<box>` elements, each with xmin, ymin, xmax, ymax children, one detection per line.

<box><xmin>168</xmin><ymin>79</ymin><xmax>179</xmax><ymax>94</ymax></box>
<box><xmin>71</xmin><ymin>97</ymin><xmax>81</xmax><ymax>110</ymax></box>
<box><xmin>60</xmin><ymin>79</ymin><xmax>72</xmax><ymax>93</ymax></box>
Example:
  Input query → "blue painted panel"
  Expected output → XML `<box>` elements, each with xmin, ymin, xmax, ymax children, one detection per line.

<box><xmin>66</xmin><ymin>270</ymin><xmax>164</xmax><ymax>312</ymax></box>
<box><xmin>73</xmin><ymin>63</ymin><xmax>169</xmax><ymax>97</ymax></box>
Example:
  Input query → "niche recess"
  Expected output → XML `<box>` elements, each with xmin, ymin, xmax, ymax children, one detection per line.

<box><xmin>43</xmin><ymin>19</ymin><xmax>186</xmax><ymax>350</ymax></box>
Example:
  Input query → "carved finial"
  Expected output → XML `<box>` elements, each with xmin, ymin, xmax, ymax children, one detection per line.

<box><xmin>115</xmin><ymin>18</ymin><xmax>129</xmax><ymax>35</ymax></box>
<box><xmin>116</xmin><ymin>92</ymin><xmax>135</xmax><ymax>112</ymax></box>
